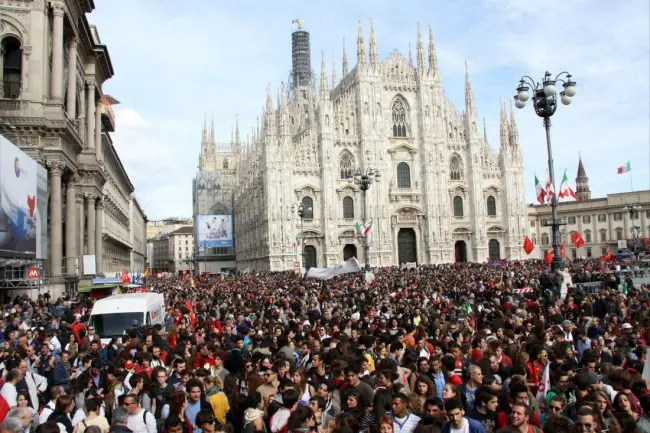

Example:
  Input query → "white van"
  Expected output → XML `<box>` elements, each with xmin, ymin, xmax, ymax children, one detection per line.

<box><xmin>88</xmin><ymin>293</ymin><xmax>165</xmax><ymax>343</ymax></box>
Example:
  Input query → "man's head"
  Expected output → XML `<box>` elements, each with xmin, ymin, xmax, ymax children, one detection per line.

<box><xmin>510</xmin><ymin>403</ymin><xmax>530</xmax><ymax>427</ymax></box>
<box><xmin>6</xmin><ymin>407</ymin><xmax>31</xmax><ymax>430</ymax></box>
<box><xmin>575</xmin><ymin>406</ymin><xmax>598</xmax><ymax>433</ymax></box>
<box><xmin>111</xmin><ymin>408</ymin><xmax>129</xmax><ymax>427</ymax></box>
<box><xmin>186</xmin><ymin>379</ymin><xmax>203</xmax><ymax>403</ymax></box>
<box><xmin>122</xmin><ymin>394</ymin><xmax>140</xmax><ymax>415</ymax></box>
<box><xmin>391</xmin><ymin>393</ymin><xmax>409</xmax><ymax>418</ymax></box>
<box><xmin>444</xmin><ymin>398</ymin><xmax>465</xmax><ymax>428</ymax></box>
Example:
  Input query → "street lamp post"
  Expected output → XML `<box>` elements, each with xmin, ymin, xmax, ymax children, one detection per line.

<box><xmin>514</xmin><ymin>71</ymin><xmax>577</xmax><ymax>271</ymax></box>
<box><xmin>624</xmin><ymin>202</ymin><xmax>641</xmax><ymax>258</ymax></box>
<box><xmin>354</xmin><ymin>167</ymin><xmax>381</xmax><ymax>272</ymax></box>
<box><xmin>295</xmin><ymin>202</ymin><xmax>312</xmax><ymax>273</ymax></box>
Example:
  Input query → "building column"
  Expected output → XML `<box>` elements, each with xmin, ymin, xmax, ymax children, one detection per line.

<box><xmin>77</xmin><ymin>191</ymin><xmax>85</xmax><ymax>259</ymax></box>
<box><xmin>95</xmin><ymin>198</ymin><xmax>104</xmax><ymax>274</ymax></box>
<box><xmin>49</xmin><ymin>1</ymin><xmax>65</xmax><ymax>102</ymax></box>
<box><xmin>49</xmin><ymin>161</ymin><xmax>64</xmax><ymax>277</ymax></box>
<box><xmin>86</xmin><ymin>81</ymin><xmax>95</xmax><ymax>149</ymax></box>
<box><xmin>65</xmin><ymin>175</ymin><xmax>78</xmax><ymax>275</ymax></box>
<box><xmin>95</xmin><ymin>102</ymin><xmax>102</xmax><ymax>162</ymax></box>
<box><xmin>65</xmin><ymin>38</ymin><xmax>78</xmax><ymax>119</ymax></box>
<box><xmin>86</xmin><ymin>194</ymin><xmax>96</xmax><ymax>256</ymax></box>
<box><xmin>79</xmin><ymin>85</ymin><xmax>86</xmax><ymax>144</ymax></box>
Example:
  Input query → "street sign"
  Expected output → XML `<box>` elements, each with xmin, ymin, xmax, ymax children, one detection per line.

<box><xmin>27</xmin><ymin>268</ymin><xmax>38</xmax><ymax>279</ymax></box>
<box><xmin>618</xmin><ymin>240</ymin><xmax>628</xmax><ymax>249</ymax></box>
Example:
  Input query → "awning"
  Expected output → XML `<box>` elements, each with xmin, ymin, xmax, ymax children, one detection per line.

<box><xmin>78</xmin><ymin>284</ymin><xmax>120</xmax><ymax>293</ymax></box>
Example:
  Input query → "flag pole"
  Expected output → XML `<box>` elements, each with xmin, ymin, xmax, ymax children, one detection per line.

<box><xmin>630</xmin><ymin>170</ymin><xmax>634</xmax><ymax>192</ymax></box>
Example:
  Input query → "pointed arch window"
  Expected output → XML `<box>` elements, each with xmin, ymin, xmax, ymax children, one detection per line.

<box><xmin>397</xmin><ymin>162</ymin><xmax>411</xmax><ymax>189</ymax></box>
<box><xmin>2</xmin><ymin>36</ymin><xmax>22</xmax><ymax>99</ymax></box>
<box><xmin>391</xmin><ymin>98</ymin><xmax>408</xmax><ymax>137</ymax></box>
<box><xmin>340</xmin><ymin>152</ymin><xmax>354</xmax><ymax>179</ymax></box>
<box><xmin>487</xmin><ymin>196</ymin><xmax>497</xmax><ymax>216</ymax></box>
<box><xmin>450</xmin><ymin>156</ymin><xmax>463</xmax><ymax>180</ymax></box>
<box><xmin>453</xmin><ymin>196</ymin><xmax>464</xmax><ymax>217</ymax></box>
<box><xmin>343</xmin><ymin>196</ymin><xmax>354</xmax><ymax>219</ymax></box>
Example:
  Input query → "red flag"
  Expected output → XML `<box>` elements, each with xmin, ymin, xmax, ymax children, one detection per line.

<box><xmin>571</xmin><ymin>232</ymin><xmax>585</xmax><ymax>248</ymax></box>
<box><xmin>560</xmin><ymin>242</ymin><xmax>566</xmax><ymax>258</ymax></box>
<box><xmin>523</xmin><ymin>236</ymin><xmax>535</xmax><ymax>255</ymax></box>
<box><xmin>600</xmin><ymin>251</ymin><xmax>613</xmax><ymax>261</ymax></box>
<box><xmin>544</xmin><ymin>251</ymin><xmax>552</xmax><ymax>264</ymax></box>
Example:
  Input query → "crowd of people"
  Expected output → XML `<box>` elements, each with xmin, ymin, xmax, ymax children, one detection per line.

<box><xmin>0</xmin><ymin>258</ymin><xmax>648</xmax><ymax>433</ymax></box>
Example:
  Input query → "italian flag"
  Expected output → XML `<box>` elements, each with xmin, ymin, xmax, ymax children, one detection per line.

<box><xmin>545</xmin><ymin>175</ymin><xmax>555</xmax><ymax>203</ymax></box>
<box><xmin>617</xmin><ymin>161</ymin><xmax>631</xmax><ymax>174</ymax></box>
<box><xmin>293</xmin><ymin>236</ymin><xmax>306</xmax><ymax>247</ymax></box>
<box><xmin>355</xmin><ymin>221</ymin><xmax>373</xmax><ymax>235</ymax></box>
<box><xmin>535</xmin><ymin>175</ymin><xmax>546</xmax><ymax>205</ymax></box>
<box><xmin>558</xmin><ymin>169</ymin><xmax>578</xmax><ymax>200</ymax></box>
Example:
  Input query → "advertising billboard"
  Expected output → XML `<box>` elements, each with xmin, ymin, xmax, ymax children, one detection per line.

<box><xmin>197</xmin><ymin>214</ymin><xmax>233</xmax><ymax>248</ymax></box>
<box><xmin>0</xmin><ymin>135</ymin><xmax>48</xmax><ymax>258</ymax></box>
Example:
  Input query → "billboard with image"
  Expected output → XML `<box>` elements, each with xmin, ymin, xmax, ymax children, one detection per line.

<box><xmin>0</xmin><ymin>135</ymin><xmax>48</xmax><ymax>258</ymax></box>
<box><xmin>197</xmin><ymin>214</ymin><xmax>233</xmax><ymax>248</ymax></box>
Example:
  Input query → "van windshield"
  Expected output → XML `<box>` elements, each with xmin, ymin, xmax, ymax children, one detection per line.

<box><xmin>90</xmin><ymin>313</ymin><xmax>143</xmax><ymax>338</ymax></box>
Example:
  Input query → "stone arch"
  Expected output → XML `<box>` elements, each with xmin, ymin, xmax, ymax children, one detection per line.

<box><xmin>0</xmin><ymin>14</ymin><xmax>30</xmax><ymax>45</ymax></box>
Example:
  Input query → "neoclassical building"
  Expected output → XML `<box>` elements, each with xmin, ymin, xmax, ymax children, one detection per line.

<box><xmin>0</xmin><ymin>1</ymin><xmax>145</xmax><ymax>295</ymax></box>
<box><xmin>528</xmin><ymin>160</ymin><xmax>650</xmax><ymax>259</ymax></box>
<box><xmin>233</xmin><ymin>21</ymin><xmax>528</xmax><ymax>271</ymax></box>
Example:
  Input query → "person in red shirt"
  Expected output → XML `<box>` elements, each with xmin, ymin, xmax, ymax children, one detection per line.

<box><xmin>70</xmin><ymin>314</ymin><xmax>85</xmax><ymax>344</ymax></box>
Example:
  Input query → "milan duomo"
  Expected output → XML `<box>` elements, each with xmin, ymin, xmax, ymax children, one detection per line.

<box><xmin>197</xmin><ymin>21</ymin><xmax>528</xmax><ymax>272</ymax></box>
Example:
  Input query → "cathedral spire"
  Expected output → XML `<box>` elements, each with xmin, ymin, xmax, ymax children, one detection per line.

<box><xmin>265</xmin><ymin>83</ymin><xmax>273</xmax><ymax>115</ymax></box>
<box><xmin>332</xmin><ymin>51</ymin><xmax>338</xmax><ymax>88</ymax></box>
<box><xmin>280</xmin><ymin>81</ymin><xmax>287</xmax><ymax>108</ymax></box>
<box><xmin>320</xmin><ymin>49</ymin><xmax>328</xmax><ymax>96</ymax></box>
<box><xmin>483</xmin><ymin>117</ymin><xmax>488</xmax><ymax>143</ymax></box>
<box><xmin>342</xmin><ymin>38</ymin><xmax>349</xmax><ymax>76</ymax></box>
<box><xmin>408</xmin><ymin>42</ymin><xmax>413</xmax><ymax>67</ymax></box>
<box><xmin>357</xmin><ymin>17</ymin><xmax>366</xmax><ymax>69</ymax></box>
<box><xmin>235</xmin><ymin>114</ymin><xmax>240</xmax><ymax>144</ymax></box>
<box><xmin>416</xmin><ymin>22</ymin><xmax>425</xmax><ymax>75</ymax></box>
<box><xmin>499</xmin><ymin>99</ymin><xmax>509</xmax><ymax>148</ymax></box>
<box><xmin>464</xmin><ymin>61</ymin><xmax>475</xmax><ymax>114</ymax></box>
<box><xmin>369</xmin><ymin>17</ymin><xmax>379</xmax><ymax>69</ymax></box>
<box><xmin>428</xmin><ymin>23</ymin><xmax>439</xmax><ymax>76</ymax></box>
<box><xmin>202</xmin><ymin>113</ymin><xmax>207</xmax><ymax>143</ymax></box>
<box><xmin>210</xmin><ymin>113</ymin><xmax>215</xmax><ymax>144</ymax></box>
<box><xmin>509</xmin><ymin>100</ymin><xmax>519</xmax><ymax>147</ymax></box>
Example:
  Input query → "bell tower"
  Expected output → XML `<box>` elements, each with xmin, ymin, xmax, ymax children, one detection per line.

<box><xmin>575</xmin><ymin>156</ymin><xmax>591</xmax><ymax>201</ymax></box>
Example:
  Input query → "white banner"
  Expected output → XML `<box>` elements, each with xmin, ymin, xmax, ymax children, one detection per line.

<box><xmin>306</xmin><ymin>257</ymin><xmax>361</xmax><ymax>280</ymax></box>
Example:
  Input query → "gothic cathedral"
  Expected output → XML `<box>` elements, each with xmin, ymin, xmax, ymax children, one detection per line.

<box><xmin>222</xmin><ymin>21</ymin><xmax>528</xmax><ymax>271</ymax></box>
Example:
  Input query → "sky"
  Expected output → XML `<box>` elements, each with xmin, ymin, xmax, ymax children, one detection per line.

<box><xmin>90</xmin><ymin>0</ymin><xmax>650</xmax><ymax>220</ymax></box>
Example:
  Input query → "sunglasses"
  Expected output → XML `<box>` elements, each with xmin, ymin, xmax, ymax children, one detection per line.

<box><xmin>550</xmin><ymin>406</ymin><xmax>563</xmax><ymax>412</ymax></box>
<box><xmin>575</xmin><ymin>423</ymin><xmax>592</xmax><ymax>430</ymax></box>
<box><xmin>203</xmin><ymin>419</ymin><xmax>216</xmax><ymax>425</ymax></box>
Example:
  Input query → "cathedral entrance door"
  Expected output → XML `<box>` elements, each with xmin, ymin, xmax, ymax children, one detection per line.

<box><xmin>398</xmin><ymin>228</ymin><xmax>417</xmax><ymax>264</ymax></box>
<box><xmin>455</xmin><ymin>241</ymin><xmax>468</xmax><ymax>263</ymax></box>
<box><xmin>488</xmin><ymin>239</ymin><xmax>501</xmax><ymax>260</ymax></box>
<box><xmin>303</xmin><ymin>246</ymin><xmax>317</xmax><ymax>269</ymax></box>
<box><xmin>343</xmin><ymin>244</ymin><xmax>357</xmax><ymax>260</ymax></box>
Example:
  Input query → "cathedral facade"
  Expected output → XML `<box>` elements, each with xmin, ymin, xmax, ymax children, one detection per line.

<box><xmin>231</xmin><ymin>21</ymin><xmax>528</xmax><ymax>271</ymax></box>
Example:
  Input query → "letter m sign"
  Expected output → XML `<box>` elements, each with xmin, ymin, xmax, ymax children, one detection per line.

<box><xmin>27</xmin><ymin>267</ymin><xmax>39</xmax><ymax>279</ymax></box>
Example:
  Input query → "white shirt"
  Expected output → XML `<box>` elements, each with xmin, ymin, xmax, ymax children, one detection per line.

<box><xmin>0</xmin><ymin>381</ymin><xmax>17</xmax><ymax>407</ymax></box>
<box><xmin>127</xmin><ymin>408</ymin><xmax>157</xmax><ymax>433</ymax></box>
<box><xmin>449</xmin><ymin>418</ymin><xmax>470</xmax><ymax>433</ymax></box>
<box><xmin>40</xmin><ymin>401</ymin><xmax>56</xmax><ymax>424</ymax></box>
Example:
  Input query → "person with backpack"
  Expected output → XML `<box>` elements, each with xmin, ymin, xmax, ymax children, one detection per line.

<box><xmin>123</xmin><ymin>394</ymin><xmax>156</xmax><ymax>433</ymax></box>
